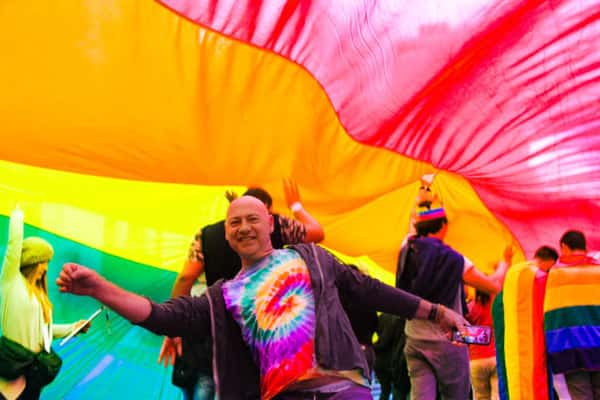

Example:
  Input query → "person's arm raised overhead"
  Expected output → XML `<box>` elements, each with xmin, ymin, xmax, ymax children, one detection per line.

<box><xmin>283</xmin><ymin>177</ymin><xmax>324</xmax><ymax>243</ymax></box>
<box><xmin>172</xmin><ymin>258</ymin><xmax>204</xmax><ymax>297</ymax></box>
<box><xmin>158</xmin><ymin>229</ymin><xmax>206</xmax><ymax>366</ymax></box>
<box><xmin>171</xmin><ymin>229</ymin><xmax>205</xmax><ymax>297</ymax></box>
<box><xmin>1</xmin><ymin>207</ymin><xmax>24</xmax><ymax>283</ymax></box>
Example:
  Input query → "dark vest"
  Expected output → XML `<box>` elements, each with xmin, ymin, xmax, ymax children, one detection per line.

<box><xmin>201</xmin><ymin>214</ymin><xmax>284</xmax><ymax>286</ymax></box>
<box><xmin>396</xmin><ymin>236</ymin><xmax>466</xmax><ymax>313</ymax></box>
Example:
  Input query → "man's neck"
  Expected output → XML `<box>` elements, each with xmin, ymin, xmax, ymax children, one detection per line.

<box><xmin>427</xmin><ymin>232</ymin><xmax>445</xmax><ymax>241</ymax></box>
<box><xmin>240</xmin><ymin>248</ymin><xmax>274</xmax><ymax>270</ymax></box>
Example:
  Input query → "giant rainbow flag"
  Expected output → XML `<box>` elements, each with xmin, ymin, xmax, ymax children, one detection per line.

<box><xmin>0</xmin><ymin>0</ymin><xmax>599</xmax><ymax>398</ymax></box>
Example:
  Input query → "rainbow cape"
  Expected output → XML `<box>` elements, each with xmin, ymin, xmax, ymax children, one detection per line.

<box><xmin>544</xmin><ymin>264</ymin><xmax>600</xmax><ymax>374</ymax></box>
<box><xmin>492</xmin><ymin>262</ymin><xmax>552</xmax><ymax>400</ymax></box>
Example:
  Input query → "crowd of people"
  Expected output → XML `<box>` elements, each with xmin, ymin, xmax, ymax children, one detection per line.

<box><xmin>0</xmin><ymin>177</ymin><xmax>598</xmax><ymax>400</ymax></box>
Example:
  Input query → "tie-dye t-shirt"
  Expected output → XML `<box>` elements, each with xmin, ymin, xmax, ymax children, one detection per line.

<box><xmin>222</xmin><ymin>249</ymin><xmax>316</xmax><ymax>400</ymax></box>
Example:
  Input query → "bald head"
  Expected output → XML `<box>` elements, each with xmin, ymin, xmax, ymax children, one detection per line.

<box><xmin>227</xmin><ymin>196</ymin><xmax>270</xmax><ymax>219</ymax></box>
<box><xmin>225</xmin><ymin>196</ymin><xmax>274</xmax><ymax>268</ymax></box>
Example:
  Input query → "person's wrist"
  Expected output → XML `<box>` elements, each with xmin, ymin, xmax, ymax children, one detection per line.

<box><xmin>290</xmin><ymin>202</ymin><xmax>303</xmax><ymax>213</ymax></box>
<box><xmin>427</xmin><ymin>303</ymin><xmax>438</xmax><ymax>321</ymax></box>
<box><xmin>435</xmin><ymin>304</ymin><xmax>445</xmax><ymax>324</ymax></box>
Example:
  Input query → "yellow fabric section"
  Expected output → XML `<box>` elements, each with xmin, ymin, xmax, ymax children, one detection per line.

<box><xmin>545</xmin><ymin>266</ymin><xmax>600</xmax><ymax>311</ymax></box>
<box><xmin>0</xmin><ymin>0</ymin><xmax>522</xmax><ymax>275</ymax></box>
<box><xmin>0</xmin><ymin>160</ymin><xmax>242</xmax><ymax>272</ymax></box>
<box><xmin>502</xmin><ymin>262</ymin><xmax>537</xmax><ymax>399</ymax></box>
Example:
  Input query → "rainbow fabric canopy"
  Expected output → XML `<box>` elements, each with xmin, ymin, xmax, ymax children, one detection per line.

<box><xmin>0</xmin><ymin>0</ymin><xmax>599</xmax><ymax>398</ymax></box>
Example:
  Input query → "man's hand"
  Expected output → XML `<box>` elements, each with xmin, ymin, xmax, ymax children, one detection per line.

<box><xmin>420</xmin><ymin>173</ymin><xmax>435</xmax><ymax>187</ymax></box>
<box><xmin>225</xmin><ymin>190</ymin><xmax>238</xmax><ymax>203</ymax></box>
<box><xmin>417</xmin><ymin>173</ymin><xmax>441</xmax><ymax>205</ymax></box>
<box><xmin>158</xmin><ymin>336</ymin><xmax>182</xmax><ymax>367</ymax></box>
<box><xmin>283</xmin><ymin>178</ymin><xmax>301</xmax><ymax>209</ymax></box>
<box><xmin>56</xmin><ymin>263</ymin><xmax>102</xmax><ymax>297</ymax></box>
<box><xmin>438</xmin><ymin>305</ymin><xmax>469</xmax><ymax>335</ymax></box>
<box><xmin>11</xmin><ymin>206</ymin><xmax>24</xmax><ymax>220</ymax></box>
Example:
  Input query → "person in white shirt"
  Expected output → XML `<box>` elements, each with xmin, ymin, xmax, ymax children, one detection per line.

<box><xmin>0</xmin><ymin>208</ymin><xmax>89</xmax><ymax>400</ymax></box>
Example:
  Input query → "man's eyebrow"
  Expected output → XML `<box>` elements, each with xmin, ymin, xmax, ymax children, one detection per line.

<box><xmin>228</xmin><ymin>212</ymin><xmax>260</xmax><ymax>220</ymax></box>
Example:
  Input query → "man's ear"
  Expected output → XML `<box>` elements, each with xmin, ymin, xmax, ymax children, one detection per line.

<box><xmin>224</xmin><ymin>222</ymin><xmax>231</xmax><ymax>242</ymax></box>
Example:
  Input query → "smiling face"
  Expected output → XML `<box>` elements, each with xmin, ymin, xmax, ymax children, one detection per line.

<box><xmin>225</xmin><ymin>196</ymin><xmax>274</xmax><ymax>268</ymax></box>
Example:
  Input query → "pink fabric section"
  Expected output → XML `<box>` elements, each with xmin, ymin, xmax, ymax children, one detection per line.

<box><xmin>157</xmin><ymin>0</ymin><xmax>600</xmax><ymax>254</ymax></box>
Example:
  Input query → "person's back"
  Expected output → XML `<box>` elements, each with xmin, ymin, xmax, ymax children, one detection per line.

<box><xmin>399</xmin><ymin>237</ymin><xmax>470</xmax><ymax>400</ymax></box>
<box><xmin>551</xmin><ymin>230</ymin><xmax>600</xmax><ymax>400</ymax></box>
<box><xmin>396</xmin><ymin>191</ymin><xmax>510</xmax><ymax>400</ymax></box>
<box><xmin>399</xmin><ymin>235</ymin><xmax>466</xmax><ymax>341</ymax></box>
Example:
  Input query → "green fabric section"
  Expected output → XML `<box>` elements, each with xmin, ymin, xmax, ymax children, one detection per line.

<box><xmin>544</xmin><ymin>306</ymin><xmax>600</xmax><ymax>331</ymax></box>
<box><xmin>492</xmin><ymin>291</ymin><xmax>509</xmax><ymax>400</ymax></box>
<box><xmin>0</xmin><ymin>216</ymin><xmax>182</xmax><ymax>399</ymax></box>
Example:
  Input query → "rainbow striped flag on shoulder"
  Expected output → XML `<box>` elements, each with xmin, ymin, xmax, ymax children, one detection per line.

<box><xmin>544</xmin><ymin>264</ymin><xmax>600</xmax><ymax>374</ymax></box>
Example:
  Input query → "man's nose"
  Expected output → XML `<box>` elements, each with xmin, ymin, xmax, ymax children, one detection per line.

<box><xmin>239</xmin><ymin>220</ymin><xmax>251</xmax><ymax>232</ymax></box>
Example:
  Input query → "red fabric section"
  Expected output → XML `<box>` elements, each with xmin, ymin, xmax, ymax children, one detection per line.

<box><xmin>157</xmin><ymin>0</ymin><xmax>600</xmax><ymax>255</ymax></box>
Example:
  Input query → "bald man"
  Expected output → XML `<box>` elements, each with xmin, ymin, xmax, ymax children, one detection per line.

<box><xmin>57</xmin><ymin>196</ymin><xmax>467</xmax><ymax>400</ymax></box>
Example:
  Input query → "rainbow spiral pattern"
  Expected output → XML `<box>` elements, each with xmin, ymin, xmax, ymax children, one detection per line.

<box><xmin>222</xmin><ymin>249</ymin><xmax>316</xmax><ymax>399</ymax></box>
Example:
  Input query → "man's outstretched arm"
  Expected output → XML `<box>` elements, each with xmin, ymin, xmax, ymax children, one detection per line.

<box><xmin>57</xmin><ymin>262</ymin><xmax>152</xmax><ymax>323</ymax></box>
<box><xmin>57</xmin><ymin>263</ymin><xmax>211</xmax><ymax>339</ymax></box>
<box><xmin>331</xmin><ymin>253</ymin><xmax>468</xmax><ymax>333</ymax></box>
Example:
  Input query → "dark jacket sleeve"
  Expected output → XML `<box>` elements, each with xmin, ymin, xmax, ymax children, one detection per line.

<box><xmin>136</xmin><ymin>295</ymin><xmax>211</xmax><ymax>339</ymax></box>
<box><xmin>331</xmin><ymin>254</ymin><xmax>421</xmax><ymax>320</ymax></box>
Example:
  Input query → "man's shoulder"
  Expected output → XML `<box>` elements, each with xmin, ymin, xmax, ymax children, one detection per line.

<box><xmin>285</xmin><ymin>242</ymin><xmax>329</xmax><ymax>257</ymax></box>
<box><xmin>206</xmin><ymin>279</ymin><xmax>226</xmax><ymax>298</ymax></box>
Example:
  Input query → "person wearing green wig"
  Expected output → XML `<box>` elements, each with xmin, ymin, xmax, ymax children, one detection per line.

<box><xmin>0</xmin><ymin>208</ymin><xmax>90</xmax><ymax>400</ymax></box>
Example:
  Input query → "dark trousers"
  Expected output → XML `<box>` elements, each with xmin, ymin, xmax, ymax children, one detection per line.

<box><xmin>404</xmin><ymin>339</ymin><xmax>470</xmax><ymax>400</ymax></box>
<box><xmin>565</xmin><ymin>370</ymin><xmax>600</xmax><ymax>399</ymax></box>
